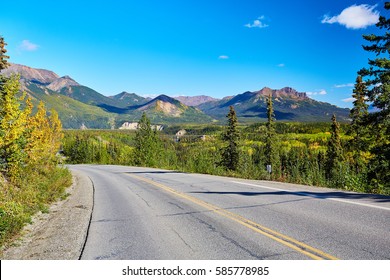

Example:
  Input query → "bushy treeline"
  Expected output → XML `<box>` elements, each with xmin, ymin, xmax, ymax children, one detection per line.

<box><xmin>0</xmin><ymin>37</ymin><xmax>72</xmax><ymax>248</ymax></box>
<box><xmin>63</xmin><ymin>130</ymin><xmax>135</xmax><ymax>165</ymax></box>
<box><xmin>62</xmin><ymin>110</ymin><xmax>389</xmax><ymax>195</ymax></box>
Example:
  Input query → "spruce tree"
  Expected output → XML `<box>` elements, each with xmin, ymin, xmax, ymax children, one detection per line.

<box><xmin>0</xmin><ymin>37</ymin><xmax>27</xmax><ymax>179</ymax></box>
<box><xmin>349</xmin><ymin>76</ymin><xmax>369</xmax><ymax>140</ymax></box>
<box><xmin>265</xmin><ymin>93</ymin><xmax>279</xmax><ymax>176</ymax></box>
<box><xmin>0</xmin><ymin>74</ymin><xmax>28</xmax><ymax>180</ymax></box>
<box><xmin>325</xmin><ymin>114</ymin><xmax>344</xmax><ymax>180</ymax></box>
<box><xmin>0</xmin><ymin>36</ymin><xmax>64</xmax><ymax>181</ymax></box>
<box><xmin>358</xmin><ymin>2</ymin><xmax>390</xmax><ymax>192</ymax></box>
<box><xmin>0</xmin><ymin>36</ymin><xmax>10</xmax><ymax>72</ymax></box>
<box><xmin>134</xmin><ymin>112</ymin><xmax>160</xmax><ymax>167</ymax></box>
<box><xmin>220</xmin><ymin>105</ymin><xmax>240</xmax><ymax>171</ymax></box>
<box><xmin>348</xmin><ymin>76</ymin><xmax>369</xmax><ymax>171</ymax></box>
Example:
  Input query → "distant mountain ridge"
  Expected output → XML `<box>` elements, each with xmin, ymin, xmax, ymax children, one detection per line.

<box><xmin>1</xmin><ymin>63</ymin><xmax>351</xmax><ymax>128</ymax></box>
<box><xmin>256</xmin><ymin>87</ymin><xmax>307</xmax><ymax>99</ymax></box>
<box><xmin>110</xmin><ymin>92</ymin><xmax>149</xmax><ymax>106</ymax></box>
<box><xmin>175</xmin><ymin>95</ymin><xmax>219</xmax><ymax>106</ymax></box>
<box><xmin>2</xmin><ymin>63</ymin><xmax>59</xmax><ymax>85</ymax></box>
<box><xmin>198</xmin><ymin>87</ymin><xmax>350</xmax><ymax>122</ymax></box>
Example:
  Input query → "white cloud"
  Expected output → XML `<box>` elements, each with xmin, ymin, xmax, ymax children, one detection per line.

<box><xmin>277</xmin><ymin>63</ymin><xmax>285</xmax><ymax>67</ymax></box>
<box><xmin>342</xmin><ymin>97</ymin><xmax>356</xmax><ymax>102</ymax></box>
<box><xmin>307</xmin><ymin>89</ymin><xmax>327</xmax><ymax>96</ymax></box>
<box><xmin>321</xmin><ymin>4</ymin><xmax>379</xmax><ymax>29</ymax></box>
<box><xmin>245</xmin><ymin>16</ymin><xmax>268</xmax><ymax>28</ymax></box>
<box><xmin>218</xmin><ymin>55</ymin><xmax>229</xmax><ymax>60</ymax></box>
<box><xmin>334</xmin><ymin>83</ymin><xmax>354</xmax><ymax>88</ymax></box>
<box><xmin>19</xmin><ymin>40</ymin><xmax>39</xmax><ymax>51</ymax></box>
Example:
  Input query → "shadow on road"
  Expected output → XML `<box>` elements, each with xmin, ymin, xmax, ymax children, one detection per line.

<box><xmin>189</xmin><ymin>190</ymin><xmax>390</xmax><ymax>203</ymax></box>
<box><xmin>119</xmin><ymin>171</ymin><xmax>184</xmax><ymax>175</ymax></box>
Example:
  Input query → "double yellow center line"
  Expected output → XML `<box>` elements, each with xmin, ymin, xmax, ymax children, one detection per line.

<box><xmin>127</xmin><ymin>174</ymin><xmax>338</xmax><ymax>260</ymax></box>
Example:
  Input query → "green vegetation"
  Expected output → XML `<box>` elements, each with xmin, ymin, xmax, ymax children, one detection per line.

<box><xmin>220</xmin><ymin>106</ymin><xmax>240</xmax><ymax>171</ymax></box>
<box><xmin>325</xmin><ymin>114</ymin><xmax>345</xmax><ymax>185</ymax></box>
<box><xmin>134</xmin><ymin>113</ymin><xmax>163</xmax><ymax>167</ymax></box>
<box><xmin>356</xmin><ymin>2</ymin><xmax>390</xmax><ymax>193</ymax></box>
<box><xmin>61</xmin><ymin>0</ymin><xmax>390</xmax><ymax>196</ymax></box>
<box><xmin>26</xmin><ymin>84</ymin><xmax>115</xmax><ymax>129</ymax></box>
<box><xmin>61</xmin><ymin>114</ymin><xmax>389</xmax><ymax>196</ymax></box>
<box><xmin>198</xmin><ymin>88</ymin><xmax>350</xmax><ymax>123</ymax></box>
<box><xmin>265</xmin><ymin>93</ymin><xmax>280</xmax><ymax>178</ymax></box>
<box><xmin>0</xmin><ymin>36</ymin><xmax>72</xmax><ymax>248</ymax></box>
<box><xmin>3</xmin><ymin>2</ymin><xmax>390</xmax><ymax>251</ymax></box>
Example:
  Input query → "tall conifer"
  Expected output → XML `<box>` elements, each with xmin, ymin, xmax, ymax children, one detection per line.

<box><xmin>220</xmin><ymin>106</ymin><xmax>240</xmax><ymax>171</ymax></box>
<box><xmin>325</xmin><ymin>114</ymin><xmax>344</xmax><ymax>180</ymax></box>
<box><xmin>0</xmin><ymin>36</ymin><xmax>10</xmax><ymax>72</ymax></box>
<box><xmin>349</xmin><ymin>76</ymin><xmax>369</xmax><ymax>141</ymax></box>
<box><xmin>265</xmin><ymin>93</ymin><xmax>275</xmax><ymax>166</ymax></box>
<box><xmin>134</xmin><ymin>112</ymin><xmax>160</xmax><ymax>167</ymax></box>
<box><xmin>358</xmin><ymin>2</ymin><xmax>390</xmax><ymax>191</ymax></box>
<box><xmin>0</xmin><ymin>75</ymin><xmax>27</xmax><ymax>179</ymax></box>
<box><xmin>348</xmin><ymin>76</ymin><xmax>369</xmax><ymax>171</ymax></box>
<box><xmin>264</xmin><ymin>93</ymin><xmax>280</xmax><ymax>177</ymax></box>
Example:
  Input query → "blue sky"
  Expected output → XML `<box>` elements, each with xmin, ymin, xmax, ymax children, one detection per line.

<box><xmin>1</xmin><ymin>0</ymin><xmax>387</xmax><ymax>107</ymax></box>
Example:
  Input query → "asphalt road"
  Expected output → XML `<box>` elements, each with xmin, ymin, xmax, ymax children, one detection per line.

<box><xmin>69</xmin><ymin>164</ymin><xmax>390</xmax><ymax>260</ymax></box>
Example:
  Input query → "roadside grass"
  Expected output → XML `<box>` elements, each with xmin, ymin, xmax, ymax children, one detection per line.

<box><xmin>62</xmin><ymin>127</ymin><xmax>390</xmax><ymax>196</ymax></box>
<box><xmin>0</xmin><ymin>166</ymin><xmax>72</xmax><ymax>250</ymax></box>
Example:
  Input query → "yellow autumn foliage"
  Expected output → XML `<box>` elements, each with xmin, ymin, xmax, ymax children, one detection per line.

<box><xmin>0</xmin><ymin>75</ymin><xmax>63</xmax><ymax>180</ymax></box>
<box><xmin>0</xmin><ymin>75</ymin><xmax>29</xmax><ymax>180</ymax></box>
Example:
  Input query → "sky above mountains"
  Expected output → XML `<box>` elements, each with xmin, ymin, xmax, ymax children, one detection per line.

<box><xmin>1</xmin><ymin>0</ymin><xmax>386</xmax><ymax>108</ymax></box>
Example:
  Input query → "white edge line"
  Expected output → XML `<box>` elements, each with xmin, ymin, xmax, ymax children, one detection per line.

<box><xmin>232</xmin><ymin>181</ymin><xmax>390</xmax><ymax>211</ymax></box>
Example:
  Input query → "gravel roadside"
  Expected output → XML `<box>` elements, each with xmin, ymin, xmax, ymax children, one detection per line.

<box><xmin>1</xmin><ymin>170</ymin><xmax>93</xmax><ymax>260</ymax></box>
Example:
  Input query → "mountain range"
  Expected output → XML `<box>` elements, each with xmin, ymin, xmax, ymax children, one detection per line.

<box><xmin>1</xmin><ymin>63</ymin><xmax>351</xmax><ymax>129</ymax></box>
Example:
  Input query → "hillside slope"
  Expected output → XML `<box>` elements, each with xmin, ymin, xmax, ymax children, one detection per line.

<box><xmin>198</xmin><ymin>87</ymin><xmax>350</xmax><ymax>122</ymax></box>
<box><xmin>1</xmin><ymin>63</ymin><xmax>351</xmax><ymax>127</ymax></box>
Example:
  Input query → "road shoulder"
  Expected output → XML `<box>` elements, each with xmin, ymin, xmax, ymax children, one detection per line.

<box><xmin>1</xmin><ymin>170</ymin><xmax>93</xmax><ymax>260</ymax></box>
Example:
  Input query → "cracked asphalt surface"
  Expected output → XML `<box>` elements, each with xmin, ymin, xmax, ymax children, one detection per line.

<box><xmin>71</xmin><ymin>165</ymin><xmax>390</xmax><ymax>260</ymax></box>
<box><xmin>3</xmin><ymin>164</ymin><xmax>389</xmax><ymax>260</ymax></box>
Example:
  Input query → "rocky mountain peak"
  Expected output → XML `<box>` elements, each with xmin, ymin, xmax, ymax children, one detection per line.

<box><xmin>1</xmin><ymin>63</ymin><xmax>59</xmax><ymax>85</ymax></box>
<box><xmin>138</xmin><ymin>94</ymin><xmax>186</xmax><ymax>117</ymax></box>
<box><xmin>47</xmin><ymin>75</ymin><xmax>80</xmax><ymax>91</ymax></box>
<box><xmin>154</xmin><ymin>94</ymin><xmax>178</xmax><ymax>103</ymax></box>
<box><xmin>115</xmin><ymin>92</ymin><xmax>135</xmax><ymax>99</ymax></box>
<box><xmin>175</xmin><ymin>95</ymin><xmax>219</xmax><ymax>106</ymax></box>
<box><xmin>279</xmin><ymin>87</ymin><xmax>307</xmax><ymax>98</ymax></box>
<box><xmin>257</xmin><ymin>87</ymin><xmax>307</xmax><ymax>99</ymax></box>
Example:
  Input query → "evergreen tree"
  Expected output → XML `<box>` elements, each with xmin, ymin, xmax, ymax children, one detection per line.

<box><xmin>359</xmin><ymin>3</ymin><xmax>390</xmax><ymax>119</ymax></box>
<box><xmin>348</xmin><ymin>76</ymin><xmax>369</xmax><ymax>171</ymax></box>
<box><xmin>134</xmin><ymin>112</ymin><xmax>160</xmax><ymax>167</ymax></box>
<box><xmin>349</xmin><ymin>76</ymin><xmax>369</xmax><ymax>141</ymax></box>
<box><xmin>0</xmin><ymin>36</ymin><xmax>10</xmax><ymax>72</ymax></box>
<box><xmin>0</xmin><ymin>74</ymin><xmax>28</xmax><ymax>180</ymax></box>
<box><xmin>0</xmin><ymin>37</ymin><xmax>27</xmax><ymax>180</ymax></box>
<box><xmin>220</xmin><ymin>106</ymin><xmax>240</xmax><ymax>171</ymax></box>
<box><xmin>0</xmin><ymin>36</ymin><xmax>64</xmax><ymax>180</ymax></box>
<box><xmin>358</xmin><ymin>2</ymin><xmax>390</xmax><ymax>191</ymax></box>
<box><xmin>265</xmin><ymin>93</ymin><xmax>279</xmax><ymax>176</ymax></box>
<box><xmin>325</xmin><ymin>114</ymin><xmax>344</xmax><ymax>180</ymax></box>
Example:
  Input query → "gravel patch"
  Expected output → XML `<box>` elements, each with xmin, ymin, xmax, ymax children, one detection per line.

<box><xmin>1</xmin><ymin>170</ymin><xmax>93</xmax><ymax>260</ymax></box>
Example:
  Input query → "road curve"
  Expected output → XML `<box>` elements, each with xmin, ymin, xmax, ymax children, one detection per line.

<box><xmin>69</xmin><ymin>164</ymin><xmax>390</xmax><ymax>260</ymax></box>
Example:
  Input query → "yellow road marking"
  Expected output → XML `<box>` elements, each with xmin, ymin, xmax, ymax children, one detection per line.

<box><xmin>127</xmin><ymin>174</ymin><xmax>338</xmax><ymax>260</ymax></box>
